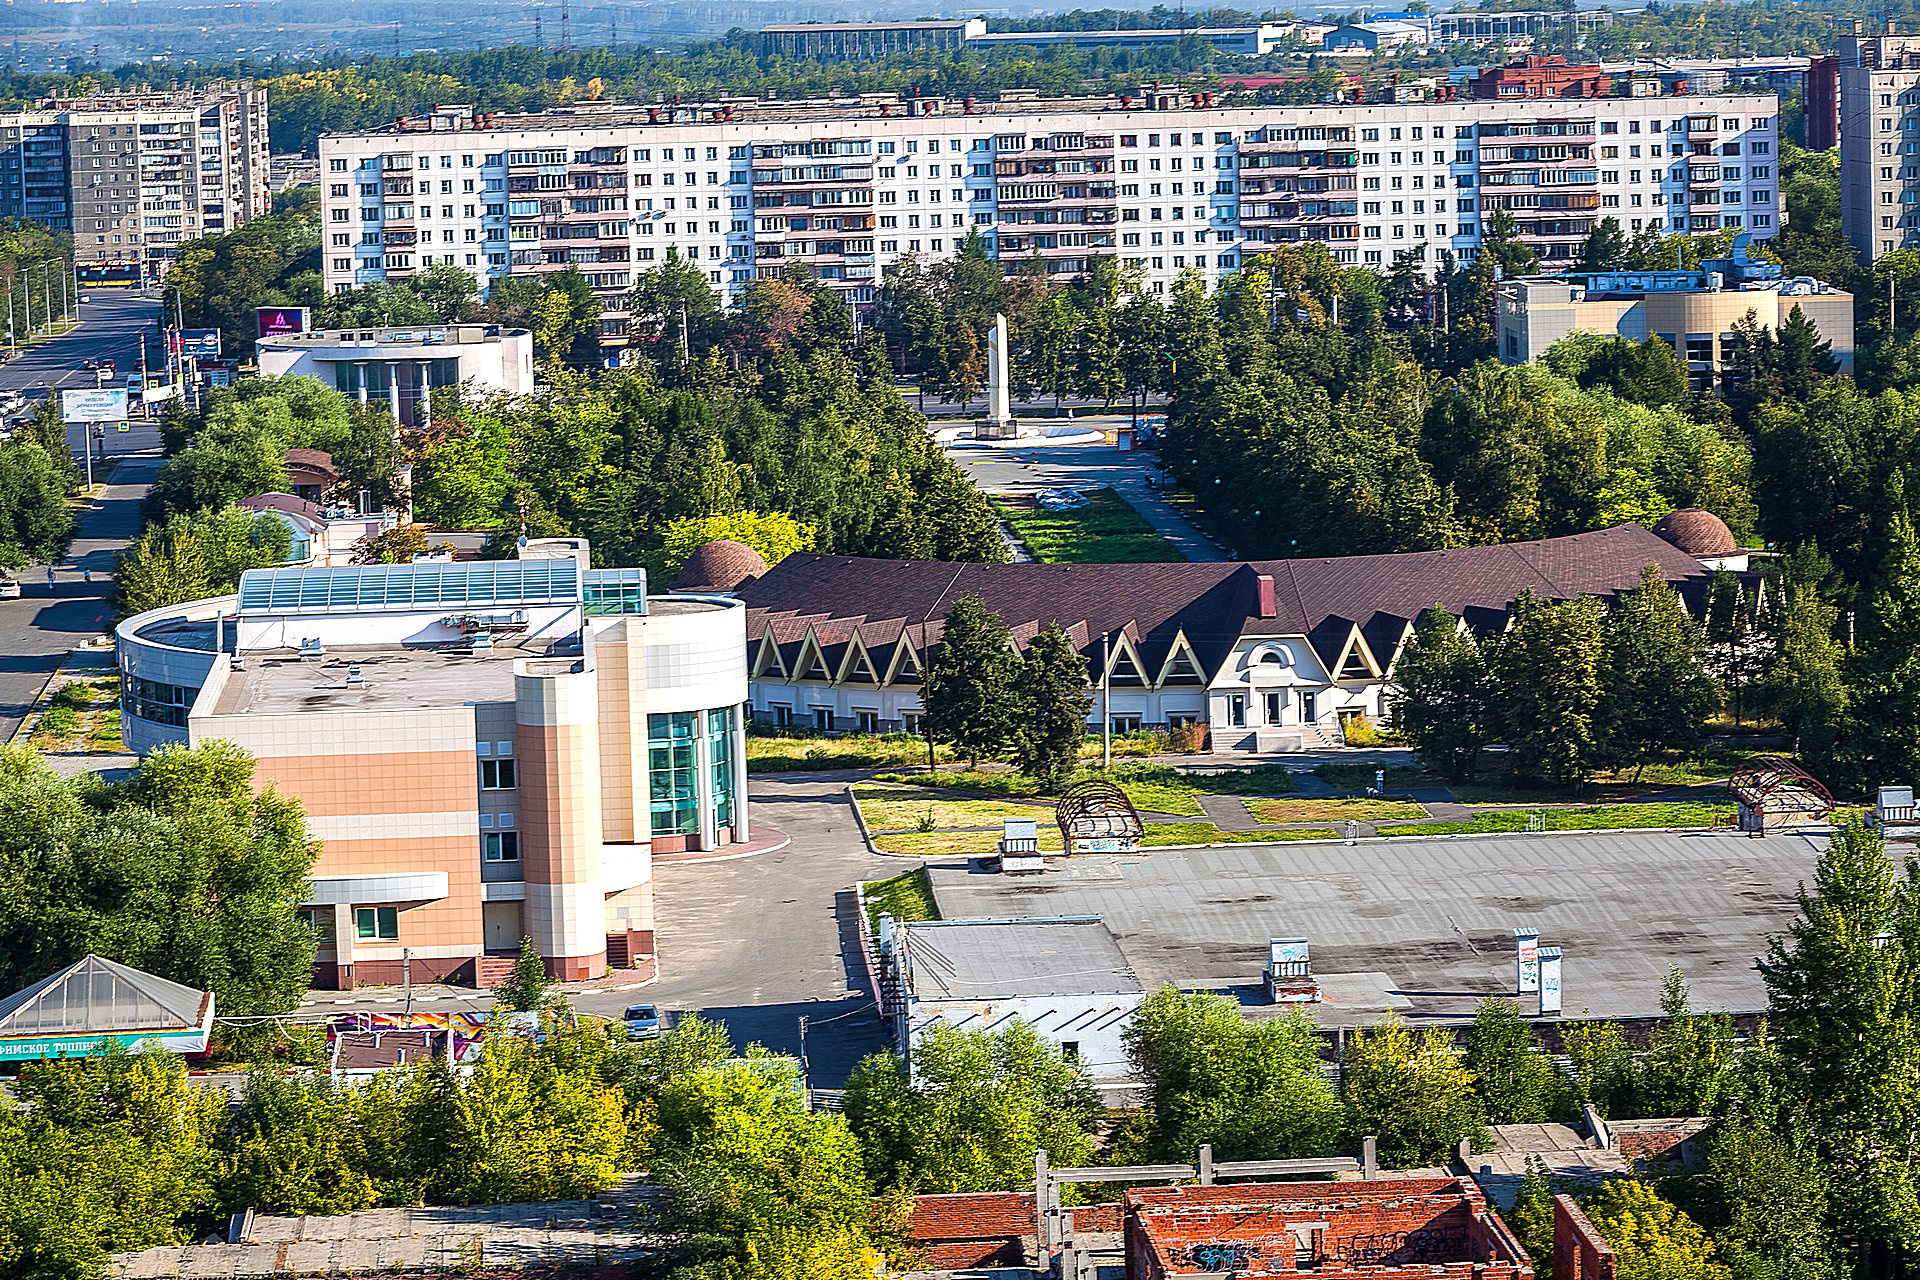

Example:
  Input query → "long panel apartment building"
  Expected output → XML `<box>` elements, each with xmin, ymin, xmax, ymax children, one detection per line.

<box><xmin>0</xmin><ymin>83</ymin><xmax>271</xmax><ymax>283</ymax></box>
<box><xmin>317</xmin><ymin>86</ymin><xmax>1780</xmax><ymax>351</ymax></box>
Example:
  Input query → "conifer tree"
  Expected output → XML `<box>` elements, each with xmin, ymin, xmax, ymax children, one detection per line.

<box><xmin>921</xmin><ymin>596</ymin><xmax>1016</xmax><ymax>768</ymax></box>
<box><xmin>1008</xmin><ymin>623</ymin><xmax>1092</xmax><ymax>787</ymax></box>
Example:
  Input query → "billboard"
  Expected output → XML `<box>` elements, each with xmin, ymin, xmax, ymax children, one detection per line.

<box><xmin>256</xmin><ymin>307</ymin><xmax>309</xmax><ymax>340</ymax></box>
<box><xmin>177</xmin><ymin>328</ymin><xmax>222</xmax><ymax>359</ymax></box>
<box><xmin>60</xmin><ymin>388</ymin><xmax>129</xmax><ymax>423</ymax></box>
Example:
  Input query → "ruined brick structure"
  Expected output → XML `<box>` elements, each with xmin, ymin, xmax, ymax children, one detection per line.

<box><xmin>1552</xmin><ymin>1195</ymin><xmax>1618</xmax><ymax>1280</ymax></box>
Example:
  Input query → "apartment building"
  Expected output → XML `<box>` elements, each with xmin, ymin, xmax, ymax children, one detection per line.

<box><xmin>0</xmin><ymin>83</ymin><xmax>270</xmax><ymax>283</ymax></box>
<box><xmin>317</xmin><ymin>86</ymin><xmax>1779</xmax><ymax>352</ymax></box>
<box><xmin>115</xmin><ymin>540</ymin><xmax>752</xmax><ymax>987</ymax></box>
<box><xmin>1839</xmin><ymin>21</ymin><xmax>1920</xmax><ymax>261</ymax></box>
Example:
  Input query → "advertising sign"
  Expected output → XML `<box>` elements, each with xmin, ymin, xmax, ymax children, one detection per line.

<box><xmin>178</xmin><ymin>328</ymin><xmax>222</xmax><ymax>359</ymax></box>
<box><xmin>60</xmin><ymin>388</ymin><xmax>128</xmax><ymax>423</ymax></box>
<box><xmin>256</xmin><ymin>306</ymin><xmax>310</xmax><ymax>340</ymax></box>
<box><xmin>1537</xmin><ymin>947</ymin><xmax>1564</xmax><ymax>1016</ymax></box>
<box><xmin>1514</xmin><ymin>928</ymin><xmax>1540</xmax><ymax>995</ymax></box>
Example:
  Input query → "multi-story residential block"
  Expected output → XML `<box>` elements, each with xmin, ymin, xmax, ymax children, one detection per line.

<box><xmin>0</xmin><ymin>83</ymin><xmax>270</xmax><ymax>283</ymax></box>
<box><xmin>317</xmin><ymin>84</ymin><xmax>1780</xmax><ymax>353</ymax></box>
<box><xmin>114</xmin><ymin>540</ymin><xmax>753</xmax><ymax>987</ymax></box>
<box><xmin>1839</xmin><ymin>21</ymin><xmax>1920</xmax><ymax>261</ymax></box>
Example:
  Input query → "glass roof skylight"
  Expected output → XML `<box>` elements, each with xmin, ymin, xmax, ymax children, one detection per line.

<box><xmin>236</xmin><ymin>560</ymin><xmax>581</xmax><ymax>615</ymax></box>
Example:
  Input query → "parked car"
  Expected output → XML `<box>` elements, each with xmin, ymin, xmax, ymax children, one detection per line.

<box><xmin>0</xmin><ymin>578</ymin><xmax>21</xmax><ymax>600</ymax></box>
<box><xmin>623</xmin><ymin>1004</ymin><xmax>662</xmax><ymax>1039</ymax></box>
<box><xmin>81</xmin><ymin>358</ymin><xmax>99</xmax><ymax>370</ymax></box>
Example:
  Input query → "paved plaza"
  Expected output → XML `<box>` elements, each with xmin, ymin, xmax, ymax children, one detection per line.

<box><xmin>926</xmin><ymin>827</ymin><xmax>1829</xmax><ymax>1026</ymax></box>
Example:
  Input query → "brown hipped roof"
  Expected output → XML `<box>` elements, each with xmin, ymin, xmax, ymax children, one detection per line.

<box><xmin>735</xmin><ymin>524</ymin><xmax>1710</xmax><ymax>681</ymax></box>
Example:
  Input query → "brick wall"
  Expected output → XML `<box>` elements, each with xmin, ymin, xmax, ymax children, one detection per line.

<box><xmin>1553</xmin><ymin>1195</ymin><xmax>1617</xmax><ymax>1280</ymax></box>
<box><xmin>904</xmin><ymin>1191</ymin><xmax>1032</xmax><ymax>1268</ymax></box>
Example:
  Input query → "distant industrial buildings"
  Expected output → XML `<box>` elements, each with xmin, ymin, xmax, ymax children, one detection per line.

<box><xmin>1497</xmin><ymin>235</ymin><xmax>1855</xmax><ymax>385</ymax></box>
<box><xmin>753</xmin><ymin>18</ymin><xmax>1316</xmax><ymax>61</ymax></box>
<box><xmin>0</xmin><ymin>83</ymin><xmax>271</xmax><ymax>283</ymax></box>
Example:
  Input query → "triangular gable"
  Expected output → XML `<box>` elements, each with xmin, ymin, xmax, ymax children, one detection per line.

<box><xmin>1105</xmin><ymin>631</ymin><xmax>1153</xmax><ymax>685</ymax></box>
<box><xmin>837</xmin><ymin>632</ymin><xmax>882</xmax><ymax>684</ymax></box>
<box><xmin>1155</xmin><ymin>629</ymin><xmax>1209</xmax><ymax>685</ymax></box>
<box><xmin>794</xmin><ymin>630</ymin><xmax>834</xmax><ymax>683</ymax></box>
<box><xmin>752</xmin><ymin>632</ymin><xmax>789</xmax><ymax>678</ymax></box>
<box><xmin>1329</xmin><ymin>624</ymin><xmax>1383</xmax><ymax>681</ymax></box>
<box><xmin>884</xmin><ymin>635</ymin><xmax>925</xmax><ymax>685</ymax></box>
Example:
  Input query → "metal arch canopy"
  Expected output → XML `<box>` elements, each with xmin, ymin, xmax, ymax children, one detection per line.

<box><xmin>1055</xmin><ymin>778</ymin><xmax>1145</xmax><ymax>854</ymax></box>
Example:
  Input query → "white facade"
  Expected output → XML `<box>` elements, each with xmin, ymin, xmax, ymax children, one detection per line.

<box><xmin>1839</xmin><ymin>27</ymin><xmax>1920</xmax><ymax>260</ymax></box>
<box><xmin>257</xmin><ymin>324</ymin><xmax>533</xmax><ymax>426</ymax></box>
<box><xmin>316</xmin><ymin>92</ymin><xmax>1780</xmax><ymax>349</ymax></box>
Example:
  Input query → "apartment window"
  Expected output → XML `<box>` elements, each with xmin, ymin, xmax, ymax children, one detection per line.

<box><xmin>480</xmin><ymin>758</ymin><xmax>517</xmax><ymax>789</ymax></box>
<box><xmin>482</xmin><ymin>831</ymin><xmax>520</xmax><ymax>862</ymax></box>
<box><xmin>296</xmin><ymin>908</ymin><xmax>336</xmax><ymax>943</ymax></box>
<box><xmin>354</xmin><ymin>906</ymin><xmax>399</xmax><ymax>940</ymax></box>
<box><xmin>330</xmin><ymin>158</ymin><xmax>348</xmax><ymax>172</ymax></box>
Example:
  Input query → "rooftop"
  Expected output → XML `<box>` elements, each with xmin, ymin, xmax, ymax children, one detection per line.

<box><xmin>236</xmin><ymin>559</ymin><xmax>579</xmax><ymax>616</ymax></box>
<box><xmin>259</xmin><ymin>324</ymin><xmax>527</xmax><ymax>350</ymax></box>
<box><xmin>209</xmin><ymin>646</ymin><xmax>535</xmax><ymax>717</ymax></box>
<box><xmin>0</xmin><ymin>954</ymin><xmax>210</xmax><ymax>1037</ymax></box>
<box><xmin>925</xmin><ymin>828</ymin><xmax>1823</xmax><ymax>1026</ymax></box>
<box><xmin>898</xmin><ymin>917</ymin><xmax>1143</xmax><ymax>1001</ymax></box>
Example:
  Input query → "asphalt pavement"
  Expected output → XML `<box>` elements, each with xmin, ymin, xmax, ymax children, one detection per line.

<box><xmin>1</xmin><ymin>289</ymin><xmax>170</xmax><ymax>458</ymax></box>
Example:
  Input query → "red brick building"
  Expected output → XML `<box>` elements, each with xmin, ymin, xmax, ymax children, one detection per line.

<box><xmin>1470</xmin><ymin>55</ymin><xmax>1612</xmax><ymax>99</ymax></box>
<box><xmin>1122</xmin><ymin>1178</ymin><xmax>1533</xmax><ymax>1278</ymax></box>
<box><xmin>1552</xmin><ymin>1195</ymin><xmax>1618</xmax><ymax>1280</ymax></box>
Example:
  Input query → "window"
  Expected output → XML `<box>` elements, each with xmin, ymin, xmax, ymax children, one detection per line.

<box><xmin>354</xmin><ymin>906</ymin><xmax>399</xmax><ymax>940</ymax></box>
<box><xmin>480</xmin><ymin>758</ymin><xmax>516</xmax><ymax>789</ymax></box>
<box><xmin>296</xmin><ymin>908</ymin><xmax>335</xmax><ymax>943</ymax></box>
<box><xmin>648</xmin><ymin>711</ymin><xmax>699</xmax><ymax>836</ymax></box>
<box><xmin>483</xmin><ymin>831</ymin><xmax>520</xmax><ymax>862</ymax></box>
<box><xmin>813</xmin><ymin>706</ymin><xmax>834</xmax><ymax>730</ymax></box>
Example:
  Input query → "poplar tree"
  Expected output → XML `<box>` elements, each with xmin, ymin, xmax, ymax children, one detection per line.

<box><xmin>1484</xmin><ymin>590</ymin><xmax>1606</xmax><ymax>787</ymax></box>
<box><xmin>921</xmin><ymin>596</ymin><xmax>1016</xmax><ymax>768</ymax></box>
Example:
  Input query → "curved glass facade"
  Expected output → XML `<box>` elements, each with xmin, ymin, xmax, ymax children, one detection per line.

<box><xmin>648</xmin><ymin>711</ymin><xmax>699</xmax><ymax>836</ymax></box>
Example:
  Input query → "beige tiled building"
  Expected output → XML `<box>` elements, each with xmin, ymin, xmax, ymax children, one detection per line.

<box><xmin>115</xmin><ymin>542</ymin><xmax>749</xmax><ymax>986</ymax></box>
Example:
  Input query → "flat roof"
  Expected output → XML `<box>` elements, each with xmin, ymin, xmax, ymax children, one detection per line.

<box><xmin>209</xmin><ymin>646</ymin><xmax>533</xmax><ymax>716</ymax></box>
<box><xmin>900</xmin><ymin>917</ymin><xmax>1143</xmax><ymax>1001</ymax></box>
<box><xmin>925</xmin><ymin>828</ymin><xmax>1824</xmax><ymax>1026</ymax></box>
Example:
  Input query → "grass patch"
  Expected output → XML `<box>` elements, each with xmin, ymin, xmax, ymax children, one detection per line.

<box><xmin>1248</xmin><ymin>796</ymin><xmax>1430</xmax><ymax>823</ymax></box>
<box><xmin>852</xmin><ymin>784</ymin><xmax>1054</xmax><ymax>832</ymax></box>
<box><xmin>861</xmin><ymin>867</ymin><xmax>940</xmax><ymax>929</ymax></box>
<box><xmin>32</xmin><ymin>676</ymin><xmax>125</xmax><ymax>752</ymax></box>
<box><xmin>870</xmin><ymin>828</ymin><xmax>1068</xmax><ymax>858</ymax></box>
<box><xmin>1138</xmin><ymin>823</ymin><xmax>1340</xmax><ymax>846</ymax></box>
<box><xmin>1375</xmin><ymin>801</ymin><xmax>1736</xmax><ymax>837</ymax></box>
<box><xmin>747</xmin><ymin>730</ymin><xmax>946</xmax><ymax>773</ymax></box>
<box><xmin>871</xmin><ymin>761</ymin><xmax>1299</xmax><ymax>819</ymax></box>
<box><xmin>994</xmin><ymin>489</ymin><xmax>1180</xmax><ymax>564</ymax></box>
<box><xmin>1314</xmin><ymin>764</ymin><xmax>1436</xmax><ymax>792</ymax></box>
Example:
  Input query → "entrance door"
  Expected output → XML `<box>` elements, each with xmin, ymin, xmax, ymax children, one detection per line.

<box><xmin>1263</xmin><ymin>690</ymin><xmax>1286</xmax><ymax>725</ymax></box>
<box><xmin>1301</xmin><ymin>691</ymin><xmax>1319</xmax><ymax>722</ymax></box>
<box><xmin>482</xmin><ymin>901</ymin><xmax>523</xmax><ymax>952</ymax></box>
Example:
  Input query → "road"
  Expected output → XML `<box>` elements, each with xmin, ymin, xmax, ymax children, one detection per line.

<box><xmin>1</xmin><ymin>290</ymin><xmax>170</xmax><ymax>458</ymax></box>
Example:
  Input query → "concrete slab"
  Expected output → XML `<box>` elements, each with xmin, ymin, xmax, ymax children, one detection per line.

<box><xmin>926</xmin><ymin>827</ymin><xmax>1827</xmax><ymax>1027</ymax></box>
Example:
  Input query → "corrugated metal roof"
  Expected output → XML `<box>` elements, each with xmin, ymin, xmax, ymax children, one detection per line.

<box><xmin>902</xmin><ymin>918</ymin><xmax>1142</xmax><ymax>1000</ymax></box>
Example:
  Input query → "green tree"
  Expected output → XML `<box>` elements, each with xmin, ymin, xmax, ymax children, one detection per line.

<box><xmin>1582</xmin><ymin>216</ymin><xmax>1629</xmax><ymax>270</ymax></box>
<box><xmin>1597</xmin><ymin>564</ymin><xmax>1721</xmax><ymax>776</ymax></box>
<box><xmin>225</xmin><ymin>1072</ymin><xmax>378</xmax><ymax>1215</ymax></box>
<box><xmin>1560</xmin><ymin>1019</ymin><xmax>1637</xmax><ymax>1120</ymax></box>
<box><xmin>1008</xmin><ymin>623</ymin><xmax>1092</xmax><ymax>786</ymax></box>
<box><xmin>1764</xmin><ymin>568</ymin><xmax>1848</xmax><ymax>770</ymax></box>
<box><xmin>1840</xmin><ymin>510</ymin><xmax>1920</xmax><ymax>792</ymax></box>
<box><xmin>844</xmin><ymin>1021</ymin><xmax>1100</xmax><ymax>1193</ymax></box>
<box><xmin>1123</xmin><ymin>985</ymin><xmax>1343</xmax><ymax>1162</ymax></box>
<box><xmin>1465</xmin><ymin>998</ymin><xmax>1561</xmax><ymax>1126</ymax></box>
<box><xmin>1343</xmin><ymin>1016</ymin><xmax>1487</xmax><ymax>1168</ymax></box>
<box><xmin>1581</xmin><ymin>1179</ymin><xmax>1730</xmax><ymax>1280</ymax></box>
<box><xmin>1507</xmin><ymin>1159</ymin><xmax>1559</xmax><ymax>1280</ymax></box>
<box><xmin>654</xmin><ymin>510</ymin><xmax>816</xmax><ymax>584</ymax></box>
<box><xmin>1485</xmin><ymin>590</ymin><xmax>1606</xmax><ymax>787</ymax></box>
<box><xmin>921</xmin><ymin>596</ymin><xmax>1016</xmax><ymax>768</ymax></box>
<box><xmin>0</xmin><ymin>437</ymin><xmax>77</xmax><ymax>567</ymax></box>
<box><xmin>1387</xmin><ymin>606</ymin><xmax>1494</xmax><ymax>781</ymax></box>
<box><xmin>113</xmin><ymin>506</ymin><xmax>292</xmax><ymax>618</ymax></box>
<box><xmin>1762</xmin><ymin>819</ymin><xmax>1920</xmax><ymax>1258</ymax></box>
<box><xmin>1639</xmin><ymin>967</ymin><xmax>1739</xmax><ymax>1117</ymax></box>
<box><xmin>496</xmin><ymin>936</ymin><xmax>552</xmax><ymax>1011</ymax></box>
<box><xmin>531</xmin><ymin>267</ymin><xmax>605</xmax><ymax>370</ymax></box>
<box><xmin>1706</xmin><ymin>1110</ymin><xmax>1839</xmax><ymax>1280</ymax></box>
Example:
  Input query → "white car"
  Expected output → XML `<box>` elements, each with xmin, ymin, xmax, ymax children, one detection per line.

<box><xmin>0</xmin><ymin>578</ymin><xmax>21</xmax><ymax>599</ymax></box>
<box><xmin>623</xmin><ymin>1004</ymin><xmax>662</xmax><ymax>1039</ymax></box>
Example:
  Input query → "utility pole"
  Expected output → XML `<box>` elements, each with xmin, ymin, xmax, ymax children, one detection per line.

<box><xmin>403</xmin><ymin>947</ymin><xmax>414</xmax><ymax>1016</ymax></box>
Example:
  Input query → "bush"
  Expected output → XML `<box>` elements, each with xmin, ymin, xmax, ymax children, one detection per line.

<box><xmin>1342</xmin><ymin>714</ymin><xmax>1388</xmax><ymax>747</ymax></box>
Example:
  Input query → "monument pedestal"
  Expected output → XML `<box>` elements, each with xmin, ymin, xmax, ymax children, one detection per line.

<box><xmin>975</xmin><ymin>416</ymin><xmax>1020</xmax><ymax>441</ymax></box>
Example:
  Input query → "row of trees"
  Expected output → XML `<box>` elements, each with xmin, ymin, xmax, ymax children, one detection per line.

<box><xmin>1391</xmin><ymin>568</ymin><xmax>1721</xmax><ymax>787</ymax></box>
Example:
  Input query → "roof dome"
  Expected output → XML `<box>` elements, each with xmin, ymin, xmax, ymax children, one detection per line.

<box><xmin>1651</xmin><ymin>508</ymin><xmax>1737</xmax><ymax>558</ymax></box>
<box><xmin>673</xmin><ymin>539</ymin><xmax>769</xmax><ymax>592</ymax></box>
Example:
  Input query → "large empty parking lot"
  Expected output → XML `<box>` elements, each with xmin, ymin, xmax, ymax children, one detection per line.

<box><xmin>925</xmin><ymin>828</ymin><xmax>1826</xmax><ymax>1025</ymax></box>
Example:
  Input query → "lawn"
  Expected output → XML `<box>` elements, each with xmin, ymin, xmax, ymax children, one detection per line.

<box><xmin>869</xmin><ymin>828</ymin><xmax>1067</xmax><ymax>858</ymax></box>
<box><xmin>1137</xmin><ymin>823</ymin><xmax>1340</xmax><ymax>846</ymax></box>
<box><xmin>1314</xmin><ymin>764</ymin><xmax>1436</xmax><ymax>792</ymax></box>
<box><xmin>862</xmin><ymin>867</ymin><xmax>940</xmax><ymax>929</ymax></box>
<box><xmin>994</xmin><ymin>489</ymin><xmax>1180</xmax><ymax>564</ymax></box>
<box><xmin>1247</xmin><ymin>796</ymin><xmax>1430</xmax><ymax>823</ymax></box>
<box><xmin>1374</xmin><ymin>801</ymin><xmax>1736</xmax><ymax>837</ymax></box>
<box><xmin>31</xmin><ymin>676</ymin><xmax>125</xmax><ymax>753</ymax></box>
<box><xmin>852</xmin><ymin>784</ymin><xmax>1055</xmax><ymax>832</ymax></box>
<box><xmin>870</xmin><ymin>761</ymin><xmax>1298</xmax><ymax>818</ymax></box>
<box><xmin>747</xmin><ymin>731</ymin><xmax>947</xmax><ymax>772</ymax></box>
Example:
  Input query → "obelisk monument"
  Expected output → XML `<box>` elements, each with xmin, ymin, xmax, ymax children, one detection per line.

<box><xmin>976</xmin><ymin>312</ymin><xmax>1019</xmax><ymax>440</ymax></box>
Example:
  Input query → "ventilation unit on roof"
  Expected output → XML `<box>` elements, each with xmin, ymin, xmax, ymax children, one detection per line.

<box><xmin>469</xmin><ymin>631</ymin><xmax>495</xmax><ymax>654</ymax></box>
<box><xmin>345</xmin><ymin>665</ymin><xmax>365</xmax><ymax>687</ymax></box>
<box><xmin>297</xmin><ymin>637</ymin><xmax>325</xmax><ymax>662</ymax></box>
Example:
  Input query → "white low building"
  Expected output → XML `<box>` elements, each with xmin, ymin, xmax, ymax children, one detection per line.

<box><xmin>696</xmin><ymin>521</ymin><xmax>1734</xmax><ymax>754</ymax></box>
<box><xmin>876</xmin><ymin>916</ymin><xmax>1145</xmax><ymax>1086</ymax></box>
<box><xmin>256</xmin><ymin>324</ymin><xmax>533</xmax><ymax>427</ymax></box>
